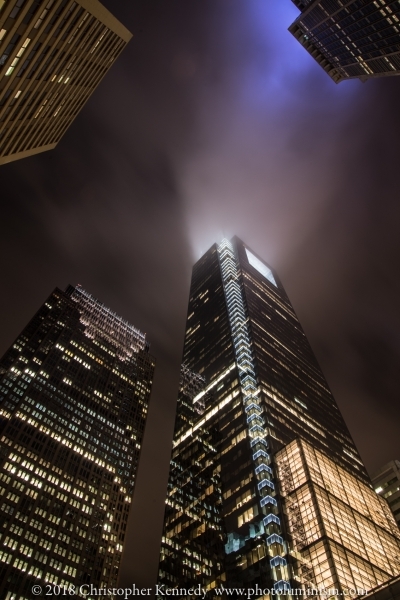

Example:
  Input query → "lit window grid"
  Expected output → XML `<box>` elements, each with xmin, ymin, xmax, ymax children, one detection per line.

<box><xmin>290</xmin><ymin>0</ymin><xmax>400</xmax><ymax>81</ymax></box>
<box><xmin>302</xmin><ymin>443</ymin><xmax>400</xmax><ymax>540</ymax></box>
<box><xmin>298</xmin><ymin>537</ymin><xmax>391</xmax><ymax>595</ymax></box>
<box><xmin>0</xmin><ymin>435</ymin><xmax>131</xmax><ymax>594</ymax></box>
<box><xmin>295</xmin><ymin>503</ymin><xmax>400</xmax><ymax>593</ymax></box>
<box><xmin>161</xmin><ymin>379</ymin><xmax>280</xmax><ymax>589</ymax></box>
<box><xmin>277</xmin><ymin>440</ymin><xmax>400</xmax><ymax>540</ymax></box>
<box><xmin>160</xmin><ymin>236</ymin><xmax>394</xmax><ymax>586</ymax></box>
<box><xmin>68</xmin><ymin>286</ymin><xmax>148</xmax><ymax>357</ymax></box>
<box><xmin>372</xmin><ymin>461</ymin><xmax>400</xmax><ymax>526</ymax></box>
<box><xmin>328</xmin><ymin>539</ymin><xmax>395</xmax><ymax>594</ymax></box>
<box><xmin>160</xmin><ymin>354</ymin><xmax>275</xmax><ymax>589</ymax></box>
<box><xmin>241</xmin><ymin>265</ymin><xmax>368</xmax><ymax>484</ymax></box>
<box><xmin>0</xmin><ymin>0</ymin><xmax>130</xmax><ymax>164</ymax></box>
<box><xmin>0</xmin><ymin>352</ymin><xmax>151</xmax><ymax>470</ymax></box>
<box><xmin>289</xmin><ymin>483</ymin><xmax>324</xmax><ymax>546</ymax></box>
<box><xmin>162</xmin><ymin>237</ymin><xmax>376</xmax><ymax>591</ymax></box>
<box><xmin>308</xmin><ymin>483</ymin><xmax>399</xmax><ymax>575</ymax></box>
<box><xmin>1</xmin><ymin>25</ymin><xmax>123</xmax><ymax>155</ymax></box>
<box><xmin>0</xmin><ymin>288</ymin><xmax>154</xmax><ymax>596</ymax></box>
<box><xmin>276</xmin><ymin>440</ymin><xmax>400</xmax><ymax>592</ymax></box>
<box><xmin>300</xmin><ymin>540</ymin><xmax>339</xmax><ymax>592</ymax></box>
<box><xmin>217</xmin><ymin>238</ymin><xmax>283</xmax><ymax>565</ymax></box>
<box><xmin>160</xmin><ymin>423</ymin><xmax>225</xmax><ymax>588</ymax></box>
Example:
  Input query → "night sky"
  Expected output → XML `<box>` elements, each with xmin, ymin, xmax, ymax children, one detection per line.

<box><xmin>1</xmin><ymin>0</ymin><xmax>400</xmax><ymax>590</ymax></box>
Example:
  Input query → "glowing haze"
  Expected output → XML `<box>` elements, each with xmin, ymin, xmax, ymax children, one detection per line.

<box><xmin>178</xmin><ymin>2</ymin><xmax>361</xmax><ymax>261</ymax></box>
<box><xmin>1</xmin><ymin>0</ymin><xmax>400</xmax><ymax>591</ymax></box>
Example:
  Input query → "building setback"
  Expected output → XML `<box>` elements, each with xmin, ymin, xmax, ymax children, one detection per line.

<box><xmin>289</xmin><ymin>0</ymin><xmax>400</xmax><ymax>83</ymax></box>
<box><xmin>158</xmin><ymin>236</ymin><xmax>400</xmax><ymax>596</ymax></box>
<box><xmin>0</xmin><ymin>0</ymin><xmax>131</xmax><ymax>165</ymax></box>
<box><xmin>372</xmin><ymin>460</ymin><xmax>400</xmax><ymax>527</ymax></box>
<box><xmin>0</xmin><ymin>285</ymin><xmax>154</xmax><ymax>598</ymax></box>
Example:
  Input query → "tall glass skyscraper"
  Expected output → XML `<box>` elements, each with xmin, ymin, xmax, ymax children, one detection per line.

<box><xmin>159</xmin><ymin>237</ymin><xmax>400</xmax><ymax>596</ymax></box>
<box><xmin>289</xmin><ymin>0</ymin><xmax>400</xmax><ymax>83</ymax></box>
<box><xmin>0</xmin><ymin>285</ymin><xmax>154</xmax><ymax>598</ymax></box>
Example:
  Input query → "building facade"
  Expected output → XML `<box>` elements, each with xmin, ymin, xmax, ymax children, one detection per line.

<box><xmin>159</xmin><ymin>237</ymin><xmax>400</xmax><ymax>596</ymax></box>
<box><xmin>0</xmin><ymin>285</ymin><xmax>154</xmax><ymax>599</ymax></box>
<box><xmin>289</xmin><ymin>0</ymin><xmax>400</xmax><ymax>83</ymax></box>
<box><xmin>372</xmin><ymin>460</ymin><xmax>400</xmax><ymax>527</ymax></box>
<box><xmin>0</xmin><ymin>0</ymin><xmax>131</xmax><ymax>165</ymax></box>
<box><xmin>276</xmin><ymin>439</ymin><xmax>400</xmax><ymax>593</ymax></box>
<box><xmin>358</xmin><ymin>575</ymin><xmax>400</xmax><ymax>600</ymax></box>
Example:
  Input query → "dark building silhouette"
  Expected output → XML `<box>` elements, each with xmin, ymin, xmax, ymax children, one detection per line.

<box><xmin>0</xmin><ymin>285</ymin><xmax>154</xmax><ymax>597</ymax></box>
<box><xmin>289</xmin><ymin>0</ymin><xmax>400</xmax><ymax>83</ymax></box>
<box><xmin>159</xmin><ymin>237</ymin><xmax>400</xmax><ymax>595</ymax></box>
<box><xmin>0</xmin><ymin>0</ymin><xmax>131</xmax><ymax>165</ymax></box>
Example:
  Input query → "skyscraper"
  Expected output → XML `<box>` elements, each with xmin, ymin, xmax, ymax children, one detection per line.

<box><xmin>0</xmin><ymin>0</ymin><xmax>131</xmax><ymax>165</ymax></box>
<box><xmin>289</xmin><ymin>0</ymin><xmax>400</xmax><ymax>83</ymax></box>
<box><xmin>0</xmin><ymin>285</ymin><xmax>154</xmax><ymax>598</ymax></box>
<box><xmin>159</xmin><ymin>237</ymin><xmax>400</xmax><ymax>595</ymax></box>
<box><xmin>372</xmin><ymin>460</ymin><xmax>400</xmax><ymax>527</ymax></box>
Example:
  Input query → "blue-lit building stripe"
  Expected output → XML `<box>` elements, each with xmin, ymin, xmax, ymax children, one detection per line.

<box><xmin>217</xmin><ymin>239</ymin><xmax>288</xmax><ymax>584</ymax></box>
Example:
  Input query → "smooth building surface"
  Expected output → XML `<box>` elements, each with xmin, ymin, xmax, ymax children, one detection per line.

<box><xmin>372</xmin><ymin>460</ymin><xmax>400</xmax><ymax>527</ymax></box>
<box><xmin>289</xmin><ymin>0</ymin><xmax>400</xmax><ymax>83</ymax></box>
<box><xmin>276</xmin><ymin>439</ymin><xmax>400</xmax><ymax>592</ymax></box>
<box><xmin>0</xmin><ymin>0</ymin><xmax>131</xmax><ymax>165</ymax></box>
<box><xmin>158</xmin><ymin>237</ymin><xmax>394</xmax><ymax>595</ymax></box>
<box><xmin>0</xmin><ymin>285</ymin><xmax>154</xmax><ymax>598</ymax></box>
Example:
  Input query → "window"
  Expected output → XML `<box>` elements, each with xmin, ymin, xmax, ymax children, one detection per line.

<box><xmin>245</xmin><ymin>249</ymin><xmax>277</xmax><ymax>287</ymax></box>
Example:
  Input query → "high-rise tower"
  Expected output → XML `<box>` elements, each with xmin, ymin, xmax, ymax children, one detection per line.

<box><xmin>289</xmin><ymin>0</ymin><xmax>400</xmax><ymax>83</ymax></box>
<box><xmin>159</xmin><ymin>237</ymin><xmax>400</xmax><ymax>596</ymax></box>
<box><xmin>0</xmin><ymin>285</ymin><xmax>154</xmax><ymax>598</ymax></box>
<box><xmin>0</xmin><ymin>0</ymin><xmax>131</xmax><ymax>165</ymax></box>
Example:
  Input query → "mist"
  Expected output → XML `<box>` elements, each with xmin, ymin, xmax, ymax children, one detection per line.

<box><xmin>1</xmin><ymin>0</ymin><xmax>400</xmax><ymax>589</ymax></box>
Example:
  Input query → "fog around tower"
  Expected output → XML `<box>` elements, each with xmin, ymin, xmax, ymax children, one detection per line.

<box><xmin>1</xmin><ymin>0</ymin><xmax>400</xmax><ymax>590</ymax></box>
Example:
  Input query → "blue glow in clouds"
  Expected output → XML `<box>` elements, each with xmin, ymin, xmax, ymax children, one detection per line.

<box><xmin>222</xmin><ymin>1</ymin><xmax>359</xmax><ymax>110</ymax></box>
<box><xmin>184</xmin><ymin>0</ymin><xmax>365</xmax><ymax>262</ymax></box>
